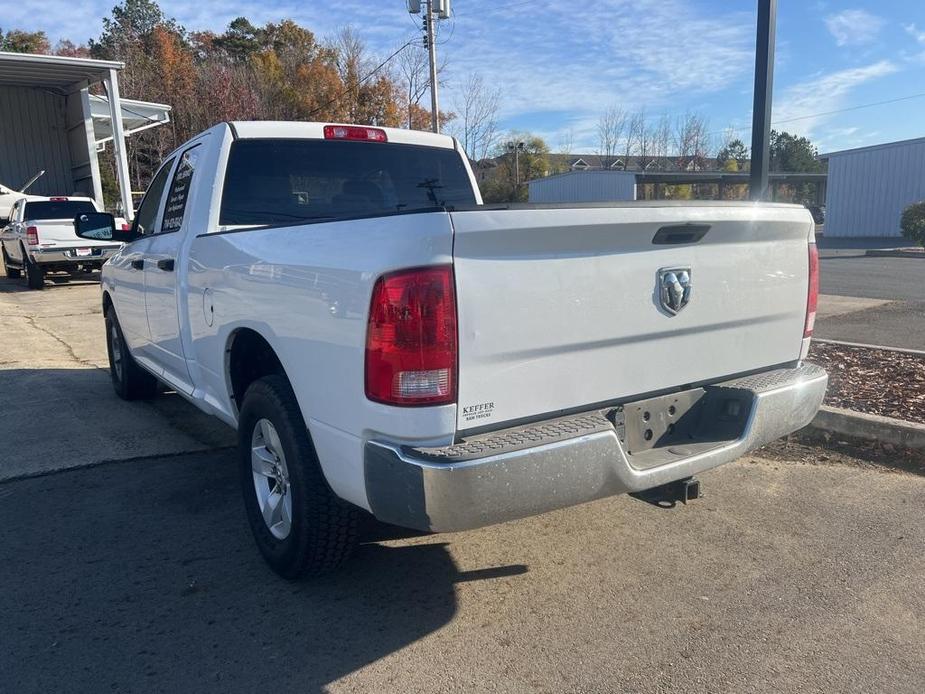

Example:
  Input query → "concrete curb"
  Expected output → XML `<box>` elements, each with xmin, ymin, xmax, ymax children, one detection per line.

<box><xmin>813</xmin><ymin>338</ymin><xmax>925</xmax><ymax>357</ymax></box>
<box><xmin>864</xmin><ymin>248</ymin><xmax>924</xmax><ymax>259</ymax></box>
<box><xmin>800</xmin><ymin>405</ymin><xmax>925</xmax><ymax>452</ymax></box>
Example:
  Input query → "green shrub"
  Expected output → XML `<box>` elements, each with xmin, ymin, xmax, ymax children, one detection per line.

<box><xmin>900</xmin><ymin>200</ymin><xmax>925</xmax><ymax>249</ymax></box>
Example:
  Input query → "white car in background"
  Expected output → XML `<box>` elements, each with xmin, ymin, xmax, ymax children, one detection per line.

<box><xmin>0</xmin><ymin>171</ymin><xmax>45</xmax><ymax>222</ymax></box>
<box><xmin>1</xmin><ymin>196</ymin><xmax>125</xmax><ymax>289</ymax></box>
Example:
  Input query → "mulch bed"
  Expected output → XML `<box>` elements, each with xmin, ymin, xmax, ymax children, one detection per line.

<box><xmin>808</xmin><ymin>341</ymin><xmax>925</xmax><ymax>425</ymax></box>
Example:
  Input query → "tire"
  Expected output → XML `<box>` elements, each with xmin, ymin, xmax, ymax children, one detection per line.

<box><xmin>2</xmin><ymin>247</ymin><xmax>21</xmax><ymax>278</ymax></box>
<box><xmin>238</xmin><ymin>375</ymin><xmax>358</xmax><ymax>579</ymax></box>
<box><xmin>105</xmin><ymin>307</ymin><xmax>159</xmax><ymax>400</ymax></box>
<box><xmin>24</xmin><ymin>255</ymin><xmax>44</xmax><ymax>290</ymax></box>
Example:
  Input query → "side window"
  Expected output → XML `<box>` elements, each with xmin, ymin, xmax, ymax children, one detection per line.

<box><xmin>134</xmin><ymin>158</ymin><xmax>175</xmax><ymax>236</ymax></box>
<box><xmin>160</xmin><ymin>145</ymin><xmax>201</xmax><ymax>234</ymax></box>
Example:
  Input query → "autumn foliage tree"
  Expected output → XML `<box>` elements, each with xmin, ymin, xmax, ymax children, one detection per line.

<box><xmin>7</xmin><ymin>0</ymin><xmax>450</xmax><ymax>198</ymax></box>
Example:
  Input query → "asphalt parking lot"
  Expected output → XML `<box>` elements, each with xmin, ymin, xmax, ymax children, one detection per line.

<box><xmin>815</xmin><ymin>239</ymin><xmax>925</xmax><ymax>350</ymax></box>
<box><xmin>2</xmin><ymin>272</ymin><xmax>924</xmax><ymax>694</ymax></box>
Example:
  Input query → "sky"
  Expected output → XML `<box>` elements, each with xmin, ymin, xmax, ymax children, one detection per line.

<box><xmin>3</xmin><ymin>0</ymin><xmax>924</xmax><ymax>154</ymax></box>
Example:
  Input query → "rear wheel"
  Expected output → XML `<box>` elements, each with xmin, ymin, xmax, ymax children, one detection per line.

<box><xmin>2</xmin><ymin>247</ymin><xmax>21</xmax><ymax>278</ymax></box>
<box><xmin>24</xmin><ymin>255</ymin><xmax>43</xmax><ymax>290</ymax></box>
<box><xmin>105</xmin><ymin>307</ymin><xmax>159</xmax><ymax>400</ymax></box>
<box><xmin>238</xmin><ymin>375</ymin><xmax>358</xmax><ymax>579</ymax></box>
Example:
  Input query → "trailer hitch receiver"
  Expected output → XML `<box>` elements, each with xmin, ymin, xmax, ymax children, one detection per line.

<box><xmin>630</xmin><ymin>477</ymin><xmax>701</xmax><ymax>507</ymax></box>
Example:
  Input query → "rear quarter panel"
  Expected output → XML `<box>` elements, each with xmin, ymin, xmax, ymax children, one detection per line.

<box><xmin>185</xmin><ymin>212</ymin><xmax>456</xmax><ymax>509</ymax></box>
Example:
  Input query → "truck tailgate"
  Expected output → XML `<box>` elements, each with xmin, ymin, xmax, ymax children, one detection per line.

<box><xmin>450</xmin><ymin>204</ymin><xmax>814</xmax><ymax>431</ymax></box>
<box><xmin>29</xmin><ymin>219</ymin><xmax>112</xmax><ymax>248</ymax></box>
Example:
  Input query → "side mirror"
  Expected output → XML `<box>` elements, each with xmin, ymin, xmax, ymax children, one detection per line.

<box><xmin>73</xmin><ymin>212</ymin><xmax>140</xmax><ymax>243</ymax></box>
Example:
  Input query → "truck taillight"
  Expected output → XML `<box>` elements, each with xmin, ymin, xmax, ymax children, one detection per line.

<box><xmin>804</xmin><ymin>242</ymin><xmax>819</xmax><ymax>338</ymax></box>
<box><xmin>26</xmin><ymin>226</ymin><xmax>39</xmax><ymax>245</ymax></box>
<box><xmin>365</xmin><ymin>266</ymin><xmax>457</xmax><ymax>406</ymax></box>
<box><xmin>323</xmin><ymin>125</ymin><xmax>388</xmax><ymax>142</ymax></box>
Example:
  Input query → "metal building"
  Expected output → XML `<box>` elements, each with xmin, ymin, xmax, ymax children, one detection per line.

<box><xmin>819</xmin><ymin>137</ymin><xmax>925</xmax><ymax>238</ymax></box>
<box><xmin>528</xmin><ymin>170</ymin><xmax>637</xmax><ymax>203</ymax></box>
<box><xmin>0</xmin><ymin>51</ymin><xmax>171</xmax><ymax>220</ymax></box>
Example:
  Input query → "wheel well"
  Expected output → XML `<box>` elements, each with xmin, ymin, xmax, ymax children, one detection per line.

<box><xmin>228</xmin><ymin>329</ymin><xmax>286</xmax><ymax>410</ymax></box>
<box><xmin>102</xmin><ymin>291</ymin><xmax>113</xmax><ymax>313</ymax></box>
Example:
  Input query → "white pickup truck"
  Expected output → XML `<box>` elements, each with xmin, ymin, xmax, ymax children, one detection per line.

<box><xmin>1</xmin><ymin>196</ymin><xmax>124</xmax><ymax>289</ymax></box>
<box><xmin>74</xmin><ymin>121</ymin><xmax>827</xmax><ymax>579</ymax></box>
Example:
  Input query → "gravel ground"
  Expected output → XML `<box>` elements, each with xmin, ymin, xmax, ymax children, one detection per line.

<box><xmin>809</xmin><ymin>341</ymin><xmax>925</xmax><ymax>424</ymax></box>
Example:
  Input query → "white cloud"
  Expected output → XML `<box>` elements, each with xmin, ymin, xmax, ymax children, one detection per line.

<box><xmin>824</xmin><ymin>9</ymin><xmax>886</xmax><ymax>47</ymax></box>
<box><xmin>905</xmin><ymin>23</ymin><xmax>925</xmax><ymax>45</ymax></box>
<box><xmin>773</xmin><ymin>60</ymin><xmax>898</xmax><ymax>136</ymax></box>
<box><xmin>5</xmin><ymin>0</ymin><xmax>756</xmax><ymax>151</ymax></box>
<box><xmin>442</xmin><ymin>0</ymin><xmax>754</xmax><ymax>146</ymax></box>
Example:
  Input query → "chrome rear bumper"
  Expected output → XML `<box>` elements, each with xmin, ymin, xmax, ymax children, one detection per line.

<box><xmin>31</xmin><ymin>246</ymin><xmax>120</xmax><ymax>265</ymax></box>
<box><xmin>365</xmin><ymin>363</ymin><xmax>827</xmax><ymax>532</ymax></box>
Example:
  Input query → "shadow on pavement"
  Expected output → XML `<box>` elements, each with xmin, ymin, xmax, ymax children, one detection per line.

<box><xmin>0</xmin><ymin>268</ymin><xmax>100</xmax><ymax>293</ymax></box>
<box><xmin>0</xmin><ymin>452</ymin><xmax>525</xmax><ymax>693</ymax></box>
<box><xmin>0</xmin><ymin>369</ymin><xmax>235</xmax><ymax>479</ymax></box>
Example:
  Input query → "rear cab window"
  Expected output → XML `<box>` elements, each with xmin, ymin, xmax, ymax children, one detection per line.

<box><xmin>219</xmin><ymin>139</ymin><xmax>477</xmax><ymax>227</ymax></box>
<box><xmin>24</xmin><ymin>200</ymin><xmax>96</xmax><ymax>221</ymax></box>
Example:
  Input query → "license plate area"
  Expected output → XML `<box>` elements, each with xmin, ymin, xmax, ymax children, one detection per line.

<box><xmin>623</xmin><ymin>387</ymin><xmax>751</xmax><ymax>456</ymax></box>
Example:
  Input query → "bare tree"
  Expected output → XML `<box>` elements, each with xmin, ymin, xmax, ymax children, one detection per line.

<box><xmin>451</xmin><ymin>73</ymin><xmax>501</xmax><ymax>162</ymax></box>
<box><xmin>630</xmin><ymin>110</ymin><xmax>655</xmax><ymax>170</ymax></box>
<box><xmin>396</xmin><ymin>42</ymin><xmax>430</xmax><ymax>128</ymax></box>
<box><xmin>621</xmin><ymin>110</ymin><xmax>646</xmax><ymax>170</ymax></box>
<box><xmin>597</xmin><ymin>106</ymin><xmax>627</xmax><ymax>169</ymax></box>
<box><xmin>557</xmin><ymin>127</ymin><xmax>574</xmax><ymax>156</ymax></box>
<box><xmin>395</xmin><ymin>26</ymin><xmax>449</xmax><ymax>130</ymax></box>
<box><xmin>674</xmin><ymin>112</ymin><xmax>710</xmax><ymax>171</ymax></box>
<box><xmin>652</xmin><ymin>114</ymin><xmax>671</xmax><ymax>169</ymax></box>
<box><xmin>334</xmin><ymin>27</ymin><xmax>372</xmax><ymax>123</ymax></box>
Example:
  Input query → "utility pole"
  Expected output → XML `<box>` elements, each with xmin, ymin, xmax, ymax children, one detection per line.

<box><xmin>425</xmin><ymin>0</ymin><xmax>439</xmax><ymax>133</ymax></box>
<box><xmin>749</xmin><ymin>0</ymin><xmax>776</xmax><ymax>201</ymax></box>
<box><xmin>408</xmin><ymin>0</ymin><xmax>450</xmax><ymax>134</ymax></box>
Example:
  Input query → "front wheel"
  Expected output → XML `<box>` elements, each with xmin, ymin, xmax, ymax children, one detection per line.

<box><xmin>105</xmin><ymin>307</ymin><xmax>159</xmax><ymax>400</ymax></box>
<box><xmin>238</xmin><ymin>375</ymin><xmax>358</xmax><ymax>579</ymax></box>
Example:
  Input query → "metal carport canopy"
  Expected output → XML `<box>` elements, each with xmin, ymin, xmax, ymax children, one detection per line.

<box><xmin>0</xmin><ymin>51</ymin><xmax>121</xmax><ymax>91</ymax></box>
<box><xmin>0</xmin><ymin>51</ymin><xmax>136</xmax><ymax>219</ymax></box>
<box><xmin>89</xmin><ymin>95</ymin><xmax>171</xmax><ymax>145</ymax></box>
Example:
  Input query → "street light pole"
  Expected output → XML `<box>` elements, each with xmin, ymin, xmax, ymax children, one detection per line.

<box><xmin>508</xmin><ymin>141</ymin><xmax>525</xmax><ymax>198</ymax></box>
<box><xmin>514</xmin><ymin>145</ymin><xmax>520</xmax><ymax>185</ymax></box>
<box><xmin>749</xmin><ymin>0</ymin><xmax>777</xmax><ymax>201</ymax></box>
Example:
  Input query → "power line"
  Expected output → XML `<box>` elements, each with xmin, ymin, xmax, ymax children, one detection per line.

<box><xmin>307</xmin><ymin>37</ymin><xmax>417</xmax><ymax>118</ymax></box>
<box><xmin>716</xmin><ymin>91</ymin><xmax>925</xmax><ymax>139</ymax></box>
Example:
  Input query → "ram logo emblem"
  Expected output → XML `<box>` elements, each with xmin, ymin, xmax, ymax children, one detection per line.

<box><xmin>657</xmin><ymin>267</ymin><xmax>692</xmax><ymax>315</ymax></box>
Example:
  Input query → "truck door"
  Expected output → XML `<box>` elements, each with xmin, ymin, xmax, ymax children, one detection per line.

<box><xmin>111</xmin><ymin>157</ymin><xmax>175</xmax><ymax>350</ymax></box>
<box><xmin>143</xmin><ymin>144</ymin><xmax>201</xmax><ymax>394</ymax></box>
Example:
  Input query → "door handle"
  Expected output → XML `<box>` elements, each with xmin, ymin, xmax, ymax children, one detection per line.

<box><xmin>130</xmin><ymin>258</ymin><xmax>144</xmax><ymax>270</ymax></box>
<box><xmin>157</xmin><ymin>258</ymin><xmax>175</xmax><ymax>272</ymax></box>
